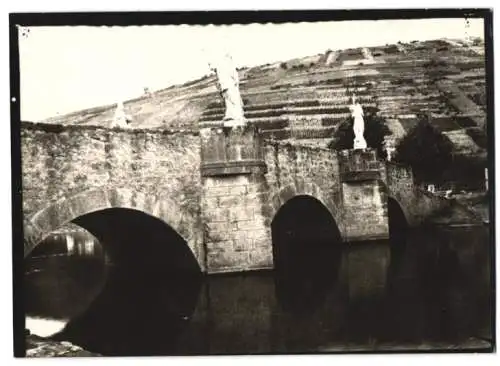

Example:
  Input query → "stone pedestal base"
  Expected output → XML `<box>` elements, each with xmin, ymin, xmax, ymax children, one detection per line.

<box><xmin>353</xmin><ymin>138</ymin><xmax>367</xmax><ymax>150</ymax></box>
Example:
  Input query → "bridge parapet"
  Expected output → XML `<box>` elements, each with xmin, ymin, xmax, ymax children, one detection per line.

<box><xmin>384</xmin><ymin>161</ymin><xmax>456</xmax><ymax>226</ymax></box>
<box><xmin>338</xmin><ymin>148</ymin><xmax>385</xmax><ymax>182</ymax></box>
<box><xmin>384</xmin><ymin>161</ymin><xmax>414</xmax><ymax>189</ymax></box>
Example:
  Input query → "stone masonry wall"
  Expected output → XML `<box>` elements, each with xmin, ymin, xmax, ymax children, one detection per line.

<box><xmin>21</xmin><ymin>122</ymin><xmax>203</xmax><ymax>263</ymax></box>
<box><xmin>262</xmin><ymin>141</ymin><xmax>344</xmax><ymax>229</ymax></box>
<box><xmin>384</xmin><ymin>163</ymin><xmax>415</xmax><ymax>223</ymax></box>
<box><xmin>201</xmin><ymin>175</ymin><xmax>272</xmax><ymax>273</ymax></box>
<box><xmin>385</xmin><ymin>162</ymin><xmax>452</xmax><ymax>226</ymax></box>
<box><xmin>341</xmin><ymin>181</ymin><xmax>388</xmax><ymax>241</ymax></box>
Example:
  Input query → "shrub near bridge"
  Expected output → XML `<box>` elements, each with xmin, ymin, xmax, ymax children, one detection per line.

<box><xmin>393</xmin><ymin>116</ymin><xmax>454</xmax><ymax>184</ymax></box>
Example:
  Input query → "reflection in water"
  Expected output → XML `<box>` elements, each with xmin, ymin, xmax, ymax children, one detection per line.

<box><xmin>54</xmin><ymin>267</ymin><xmax>203</xmax><ymax>356</ymax></box>
<box><xmin>25</xmin><ymin>225</ymin><xmax>492</xmax><ymax>355</ymax></box>
<box><xmin>25</xmin><ymin>232</ymin><xmax>107</xmax><ymax>337</ymax></box>
<box><xmin>271</xmin><ymin>196</ymin><xmax>343</xmax><ymax>316</ymax></box>
<box><xmin>29</xmin><ymin>231</ymin><xmax>102</xmax><ymax>258</ymax></box>
<box><xmin>388</xmin><ymin>198</ymin><xmax>408</xmax><ymax>277</ymax></box>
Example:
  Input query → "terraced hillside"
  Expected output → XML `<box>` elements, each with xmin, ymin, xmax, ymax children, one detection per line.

<box><xmin>40</xmin><ymin>38</ymin><xmax>487</xmax><ymax>156</ymax></box>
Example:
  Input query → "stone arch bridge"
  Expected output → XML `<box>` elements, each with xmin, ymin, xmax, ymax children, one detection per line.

<box><xmin>21</xmin><ymin>121</ymin><xmax>466</xmax><ymax>274</ymax></box>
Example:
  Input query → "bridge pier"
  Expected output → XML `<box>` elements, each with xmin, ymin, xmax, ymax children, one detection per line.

<box><xmin>200</xmin><ymin>124</ymin><xmax>272</xmax><ymax>273</ymax></box>
<box><xmin>338</xmin><ymin>149</ymin><xmax>391</xmax><ymax>300</ymax></box>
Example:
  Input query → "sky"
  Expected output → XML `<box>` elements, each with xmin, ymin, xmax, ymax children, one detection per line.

<box><xmin>18</xmin><ymin>18</ymin><xmax>485</xmax><ymax>121</ymax></box>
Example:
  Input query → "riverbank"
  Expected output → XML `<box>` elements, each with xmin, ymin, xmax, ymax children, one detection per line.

<box><xmin>454</xmin><ymin>192</ymin><xmax>490</xmax><ymax>224</ymax></box>
<box><xmin>316</xmin><ymin>337</ymin><xmax>492</xmax><ymax>353</ymax></box>
<box><xmin>26</xmin><ymin>331</ymin><xmax>100</xmax><ymax>357</ymax></box>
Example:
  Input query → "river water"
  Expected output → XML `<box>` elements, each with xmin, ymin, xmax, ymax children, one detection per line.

<box><xmin>24</xmin><ymin>226</ymin><xmax>493</xmax><ymax>355</ymax></box>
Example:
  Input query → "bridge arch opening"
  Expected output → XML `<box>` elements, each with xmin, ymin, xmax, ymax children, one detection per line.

<box><xmin>388</xmin><ymin>197</ymin><xmax>408</xmax><ymax>237</ymax></box>
<box><xmin>71</xmin><ymin>207</ymin><xmax>201</xmax><ymax>273</ymax></box>
<box><xmin>387</xmin><ymin>197</ymin><xmax>409</xmax><ymax>276</ymax></box>
<box><xmin>25</xmin><ymin>207</ymin><xmax>203</xmax><ymax>355</ymax></box>
<box><xmin>271</xmin><ymin>195</ymin><xmax>343</xmax><ymax>314</ymax></box>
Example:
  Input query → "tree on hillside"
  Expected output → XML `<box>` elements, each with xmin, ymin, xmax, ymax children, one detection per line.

<box><xmin>441</xmin><ymin>153</ymin><xmax>488</xmax><ymax>191</ymax></box>
<box><xmin>393</xmin><ymin>116</ymin><xmax>453</xmax><ymax>183</ymax></box>
<box><xmin>328</xmin><ymin>107</ymin><xmax>391</xmax><ymax>159</ymax></box>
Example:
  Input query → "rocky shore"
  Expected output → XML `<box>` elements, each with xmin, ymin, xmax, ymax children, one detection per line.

<box><xmin>25</xmin><ymin>330</ymin><xmax>100</xmax><ymax>357</ymax></box>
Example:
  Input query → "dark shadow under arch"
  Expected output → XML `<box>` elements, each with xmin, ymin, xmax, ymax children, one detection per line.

<box><xmin>52</xmin><ymin>262</ymin><xmax>203</xmax><ymax>356</ymax></box>
<box><xmin>271</xmin><ymin>195</ymin><xmax>343</xmax><ymax>314</ymax></box>
<box><xmin>34</xmin><ymin>208</ymin><xmax>204</xmax><ymax>356</ymax></box>
<box><xmin>388</xmin><ymin>197</ymin><xmax>409</xmax><ymax>276</ymax></box>
<box><xmin>71</xmin><ymin>207</ymin><xmax>200</xmax><ymax>274</ymax></box>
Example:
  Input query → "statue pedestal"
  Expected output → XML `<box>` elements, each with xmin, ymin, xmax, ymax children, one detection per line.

<box><xmin>353</xmin><ymin>138</ymin><xmax>367</xmax><ymax>150</ymax></box>
<box><xmin>200</xmin><ymin>123</ymin><xmax>265</xmax><ymax>177</ymax></box>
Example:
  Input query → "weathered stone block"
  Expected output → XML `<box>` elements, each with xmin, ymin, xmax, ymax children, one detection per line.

<box><xmin>294</xmin><ymin>178</ymin><xmax>306</xmax><ymax>195</ymax></box>
<box><xmin>252</xmin><ymin>234</ymin><xmax>272</xmax><ymax>249</ymax></box>
<box><xmin>278</xmin><ymin>185</ymin><xmax>296</xmax><ymax>204</ymax></box>
<box><xmin>341</xmin><ymin>170</ymin><xmax>382</xmax><ymax>182</ymax></box>
<box><xmin>205</xmin><ymin>186</ymin><xmax>230</xmax><ymax>197</ymax></box>
<box><xmin>227</xmin><ymin>185</ymin><xmax>247</xmax><ymax>196</ymax></box>
<box><xmin>202</xmin><ymin>195</ymin><xmax>220</xmax><ymax>209</ymax></box>
<box><xmin>217</xmin><ymin>194</ymin><xmax>241</xmax><ymax>207</ymax></box>
<box><xmin>206</xmin><ymin>222</ymin><xmax>232</xmax><ymax>234</ymax></box>
<box><xmin>260</xmin><ymin>203</ymin><xmax>275</xmax><ymax>221</ymax></box>
<box><xmin>246</xmin><ymin>228</ymin><xmax>270</xmax><ymax>241</ymax></box>
<box><xmin>229</xmin><ymin>207</ymin><xmax>255</xmax><ymax>222</ymax></box>
<box><xmin>248</xmin><ymin>247</ymin><xmax>273</xmax><ymax>270</ymax></box>
<box><xmin>29</xmin><ymin>200</ymin><xmax>72</xmax><ymax>235</ymax></box>
<box><xmin>207</xmin><ymin>251</ymin><xmax>251</xmax><ymax>273</ymax></box>
<box><xmin>209</xmin><ymin>207</ymin><xmax>230</xmax><ymax>222</ymax></box>
<box><xmin>23</xmin><ymin>220</ymin><xmax>44</xmax><ymax>255</ymax></box>
<box><xmin>207</xmin><ymin>240</ymin><xmax>234</xmax><ymax>253</ymax></box>
<box><xmin>236</xmin><ymin>220</ymin><xmax>261</xmax><ymax>231</ymax></box>
<box><xmin>68</xmin><ymin>188</ymin><xmax>111</xmax><ymax>215</ymax></box>
<box><xmin>200</xmin><ymin>125</ymin><xmax>265</xmax><ymax>177</ymax></box>
<box><xmin>233</xmin><ymin>234</ymin><xmax>252</xmax><ymax>252</ymax></box>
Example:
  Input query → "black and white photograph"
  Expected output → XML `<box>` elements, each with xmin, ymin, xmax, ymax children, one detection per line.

<box><xmin>10</xmin><ymin>9</ymin><xmax>494</xmax><ymax>357</ymax></box>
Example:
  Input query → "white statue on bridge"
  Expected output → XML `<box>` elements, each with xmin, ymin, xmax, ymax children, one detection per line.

<box><xmin>349</xmin><ymin>94</ymin><xmax>367</xmax><ymax>149</ymax></box>
<box><xmin>111</xmin><ymin>101</ymin><xmax>132</xmax><ymax>128</ymax></box>
<box><xmin>386</xmin><ymin>146</ymin><xmax>395</xmax><ymax>161</ymax></box>
<box><xmin>383</xmin><ymin>139</ymin><xmax>396</xmax><ymax>161</ymax></box>
<box><xmin>206</xmin><ymin>49</ymin><xmax>245</xmax><ymax>127</ymax></box>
